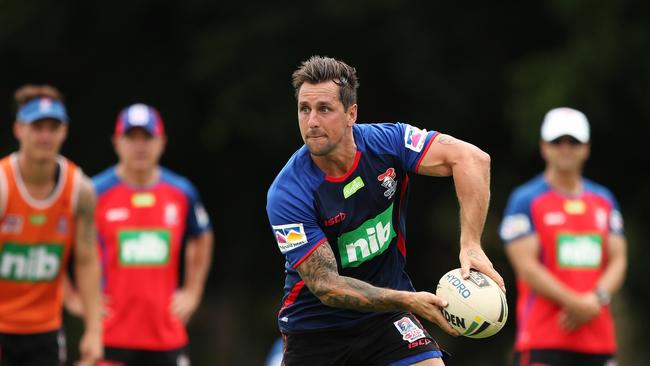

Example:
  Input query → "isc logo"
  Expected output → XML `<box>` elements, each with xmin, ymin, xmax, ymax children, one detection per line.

<box><xmin>337</xmin><ymin>204</ymin><xmax>396</xmax><ymax>268</ymax></box>
<box><xmin>0</xmin><ymin>243</ymin><xmax>63</xmax><ymax>281</ymax></box>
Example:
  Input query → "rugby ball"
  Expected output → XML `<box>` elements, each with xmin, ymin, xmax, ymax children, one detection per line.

<box><xmin>435</xmin><ymin>268</ymin><xmax>507</xmax><ymax>338</ymax></box>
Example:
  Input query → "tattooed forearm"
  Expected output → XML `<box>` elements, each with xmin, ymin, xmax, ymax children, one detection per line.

<box><xmin>76</xmin><ymin>178</ymin><xmax>98</xmax><ymax>251</ymax></box>
<box><xmin>297</xmin><ymin>241</ymin><xmax>407</xmax><ymax>312</ymax></box>
<box><xmin>323</xmin><ymin>277</ymin><xmax>404</xmax><ymax>311</ymax></box>
<box><xmin>298</xmin><ymin>241</ymin><xmax>338</xmax><ymax>296</ymax></box>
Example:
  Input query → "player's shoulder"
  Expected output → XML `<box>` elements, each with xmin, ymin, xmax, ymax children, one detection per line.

<box><xmin>267</xmin><ymin>146</ymin><xmax>322</xmax><ymax>206</ymax></box>
<box><xmin>508</xmin><ymin>174</ymin><xmax>550</xmax><ymax>204</ymax></box>
<box><xmin>353</xmin><ymin>121</ymin><xmax>403</xmax><ymax>144</ymax></box>
<box><xmin>582</xmin><ymin>177</ymin><xmax>616</xmax><ymax>202</ymax></box>
<box><xmin>0</xmin><ymin>154</ymin><xmax>11</xmax><ymax>166</ymax></box>
<box><xmin>354</xmin><ymin>122</ymin><xmax>434</xmax><ymax>154</ymax></box>
<box><xmin>159</xmin><ymin>166</ymin><xmax>199</xmax><ymax>198</ymax></box>
<box><xmin>500</xmin><ymin>176</ymin><xmax>549</xmax><ymax>241</ymax></box>
<box><xmin>92</xmin><ymin>166</ymin><xmax>120</xmax><ymax>196</ymax></box>
<box><xmin>60</xmin><ymin>155</ymin><xmax>80</xmax><ymax>169</ymax></box>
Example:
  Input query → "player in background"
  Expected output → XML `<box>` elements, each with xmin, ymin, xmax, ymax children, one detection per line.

<box><xmin>65</xmin><ymin>104</ymin><xmax>213</xmax><ymax>366</ymax></box>
<box><xmin>499</xmin><ymin>108</ymin><xmax>627</xmax><ymax>366</ymax></box>
<box><xmin>263</xmin><ymin>337</ymin><xmax>283</xmax><ymax>366</ymax></box>
<box><xmin>0</xmin><ymin>84</ymin><xmax>102</xmax><ymax>365</ymax></box>
<box><xmin>266</xmin><ymin>56</ymin><xmax>505</xmax><ymax>366</ymax></box>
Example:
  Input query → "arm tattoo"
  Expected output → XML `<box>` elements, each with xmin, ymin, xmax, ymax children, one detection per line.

<box><xmin>437</xmin><ymin>134</ymin><xmax>460</xmax><ymax>145</ymax></box>
<box><xmin>297</xmin><ymin>241</ymin><xmax>404</xmax><ymax>312</ymax></box>
<box><xmin>76</xmin><ymin>178</ymin><xmax>97</xmax><ymax>248</ymax></box>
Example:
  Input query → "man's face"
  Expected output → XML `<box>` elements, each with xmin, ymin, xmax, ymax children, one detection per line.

<box><xmin>113</xmin><ymin>128</ymin><xmax>165</xmax><ymax>173</ymax></box>
<box><xmin>297</xmin><ymin>81</ymin><xmax>357</xmax><ymax>157</ymax></box>
<box><xmin>541</xmin><ymin>135</ymin><xmax>590</xmax><ymax>173</ymax></box>
<box><xmin>14</xmin><ymin>118</ymin><xmax>68</xmax><ymax>162</ymax></box>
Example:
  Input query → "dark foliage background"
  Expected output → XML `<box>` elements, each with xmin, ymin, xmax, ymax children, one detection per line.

<box><xmin>1</xmin><ymin>1</ymin><xmax>648</xmax><ymax>364</ymax></box>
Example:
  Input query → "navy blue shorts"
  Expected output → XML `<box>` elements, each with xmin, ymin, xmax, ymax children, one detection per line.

<box><xmin>282</xmin><ymin>312</ymin><xmax>447</xmax><ymax>366</ymax></box>
<box><xmin>0</xmin><ymin>329</ymin><xmax>65</xmax><ymax>366</ymax></box>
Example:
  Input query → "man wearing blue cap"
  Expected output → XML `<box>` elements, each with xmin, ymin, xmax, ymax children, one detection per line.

<box><xmin>0</xmin><ymin>84</ymin><xmax>103</xmax><ymax>365</ymax></box>
<box><xmin>65</xmin><ymin>103</ymin><xmax>213</xmax><ymax>366</ymax></box>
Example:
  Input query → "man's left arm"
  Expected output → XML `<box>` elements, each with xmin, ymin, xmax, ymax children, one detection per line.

<box><xmin>597</xmin><ymin>234</ymin><xmax>627</xmax><ymax>296</ymax></box>
<box><xmin>74</xmin><ymin>176</ymin><xmax>103</xmax><ymax>365</ymax></box>
<box><xmin>172</xmin><ymin>230</ymin><xmax>214</xmax><ymax>324</ymax></box>
<box><xmin>416</xmin><ymin>133</ymin><xmax>505</xmax><ymax>291</ymax></box>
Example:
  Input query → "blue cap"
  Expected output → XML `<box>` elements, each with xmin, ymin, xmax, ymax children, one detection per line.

<box><xmin>16</xmin><ymin>97</ymin><xmax>69</xmax><ymax>124</ymax></box>
<box><xmin>114</xmin><ymin>104</ymin><xmax>165</xmax><ymax>137</ymax></box>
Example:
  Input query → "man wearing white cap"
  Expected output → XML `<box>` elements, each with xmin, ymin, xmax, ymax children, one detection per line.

<box><xmin>499</xmin><ymin>107</ymin><xmax>628</xmax><ymax>365</ymax></box>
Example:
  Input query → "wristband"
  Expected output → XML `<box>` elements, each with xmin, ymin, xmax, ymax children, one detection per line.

<box><xmin>594</xmin><ymin>288</ymin><xmax>610</xmax><ymax>306</ymax></box>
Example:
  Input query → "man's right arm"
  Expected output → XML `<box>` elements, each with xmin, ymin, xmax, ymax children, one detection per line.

<box><xmin>296</xmin><ymin>240</ymin><xmax>459</xmax><ymax>336</ymax></box>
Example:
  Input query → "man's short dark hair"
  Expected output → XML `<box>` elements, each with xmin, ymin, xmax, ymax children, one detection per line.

<box><xmin>292</xmin><ymin>56</ymin><xmax>359</xmax><ymax>110</ymax></box>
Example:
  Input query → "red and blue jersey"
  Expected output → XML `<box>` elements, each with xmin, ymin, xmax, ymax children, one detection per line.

<box><xmin>499</xmin><ymin>175</ymin><xmax>624</xmax><ymax>354</ymax></box>
<box><xmin>93</xmin><ymin>166</ymin><xmax>211</xmax><ymax>350</ymax></box>
<box><xmin>267</xmin><ymin>122</ymin><xmax>437</xmax><ymax>333</ymax></box>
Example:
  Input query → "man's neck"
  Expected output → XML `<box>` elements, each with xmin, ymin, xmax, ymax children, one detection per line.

<box><xmin>544</xmin><ymin>169</ymin><xmax>583</xmax><ymax>194</ymax></box>
<box><xmin>116</xmin><ymin>164</ymin><xmax>159</xmax><ymax>187</ymax></box>
<box><xmin>16</xmin><ymin>152</ymin><xmax>59</xmax><ymax>199</ymax></box>
<box><xmin>311</xmin><ymin>139</ymin><xmax>358</xmax><ymax>178</ymax></box>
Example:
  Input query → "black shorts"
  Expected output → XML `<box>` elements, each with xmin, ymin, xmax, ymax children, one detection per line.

<box><xmin>514</xmin><ymin>349</ymin><xmax>616</xmax><ymax>366</ymax></box>
<box><xmin>0</xmin><ymin>329</ymin><xmax>66</xmax><ymax>366</ymax></box>
<box><xmin>282</xmin><ymin>312</ymin><xmax>447</xmax><ymax>366</ymax></box>
<box><xmin>102</xmin><ymin>346</ymin><xmax>190</xmax><ymax>366</ymax></box>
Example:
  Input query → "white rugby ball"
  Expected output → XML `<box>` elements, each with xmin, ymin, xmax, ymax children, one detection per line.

<box><xmin>435</xmin><ymin>268</ymin><xmax>507</xmax><ymax>338</ymax></box>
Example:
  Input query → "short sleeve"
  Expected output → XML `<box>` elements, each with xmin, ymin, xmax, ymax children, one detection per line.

<box><xmin>586</xmin><ymin>181</ymin><xmax>625</xmax><ymax>236</ymax></box>
<box><xmin>603</xmin><ymin>189</ymin><xmax>625</xmax><ymax>235</ymax></box>
<box><xmin>267</xmin><ymin>186</ymin><xmax>327</xmax><ymax>268</ymax></box>
<box><xmin>499</xmin><ymin>189</ymin><xmax>535</xmax><ymax>244</ymax></box>
<box><xmin>360</xmin><ymin>123</ymin><xmax>438</xmax><ymax>173</ymax></box>
<box><xmin>184</xmin><ymin>183</ymin><xmax>211</xmax><ymax>237</ymax></box>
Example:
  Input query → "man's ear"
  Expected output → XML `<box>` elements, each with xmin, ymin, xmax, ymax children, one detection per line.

<box><xmin>347</xmin><ymin>104</ymin><xmax>358</xmax><ymax>126</ymax></box>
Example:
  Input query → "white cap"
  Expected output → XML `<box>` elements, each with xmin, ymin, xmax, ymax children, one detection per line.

<box><xmin>541</xmin><ymin>107</ymin><xmax>590</xmax><ymax>143</ymax></box>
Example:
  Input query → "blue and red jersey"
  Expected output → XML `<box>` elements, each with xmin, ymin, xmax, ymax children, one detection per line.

<box><xmin>93</xmin><ymin>166</ymin><xmax>211</xmax><ymax>350</ymax></box>
<box><xmin>266</xmin><ymin>122</ymin><xmax>437</xmax><ymax>333</ymax></box>
<box><xmin>499</xmin><ymin>175</ymin><xmax>624</xmax><ymax>354</ymax></box>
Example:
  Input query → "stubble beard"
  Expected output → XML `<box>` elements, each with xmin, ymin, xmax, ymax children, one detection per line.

<box><xmin>306</xmin><ymin>138</ymin><xmax>336</xmax><ymax>157</ymax></box>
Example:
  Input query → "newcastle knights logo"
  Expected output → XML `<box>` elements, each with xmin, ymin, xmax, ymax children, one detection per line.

<box><xmin>377</xmin><ymin>168</ymin><xmax>397</xmax><ymax>199</ymax></box>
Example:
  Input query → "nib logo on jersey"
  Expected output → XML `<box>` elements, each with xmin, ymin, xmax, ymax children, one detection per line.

<box><xmin>119</xmin><ymin>230</ymin><xmax>170</xmax><ymax>266</ymax></box>
<box><xmin>0</xmin><ymin>243</ymin><xmax>63</xmax><ymax>281</ymax></box>
<box><xmin>557</xmin><ymin>234</ymin><xmax>602</xmax><ymax>268</ymax></box>
<box><xmin>272</xmin><ymin>223</ymin><xmax>308</xmax><ymax>254</ymax></box>
<box><xmin>337</xmin><ymin>204</ymin><xmax>396</xmax><ymax>268</ymax></box>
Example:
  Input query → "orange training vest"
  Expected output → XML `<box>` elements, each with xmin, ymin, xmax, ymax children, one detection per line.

<box><xmin>0</xmin><ymin>153</ymin><xmax>80</xmax><ymax>334</ymax></box>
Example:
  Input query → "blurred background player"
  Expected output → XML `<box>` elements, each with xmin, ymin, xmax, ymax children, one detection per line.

<box><xmin>0</xmin><ymin>85</ymin><xmax>102</xmax><ymax>365</ymax></box>
<box><xmin>263</xmin><ymin>337</ymin><xmax>282</xmax><ymax>366</ymax></box>
<box><xmin>266</xmin><ymin>56</ymin><xmax>505</xmax><ymax>365</ymax></box>
<box><xmin>65</xmin><ymin>103</ymin><xmax>213</xmax><ymax>366</ymax></box>
<box><xmin>499</xmin><ymin>107</ymin><xmax>627</xmax><ymax>366</ymax></box>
